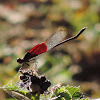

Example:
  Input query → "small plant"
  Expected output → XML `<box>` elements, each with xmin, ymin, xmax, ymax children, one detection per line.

<box><xmin>1</xmin><ymin>67</ymin><xmax>91</xmax><ymax>100</ymax></box>
<box><xmin>2</xmin><ymin>81</ymin><xmax>91</xmax><ymax>100</ymax></box>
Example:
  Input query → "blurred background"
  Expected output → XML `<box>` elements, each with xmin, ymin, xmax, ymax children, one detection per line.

<box><xmin>0</xmin><ymin>0</ymin><xmax>100</xmax><ymax>99</ymax></box>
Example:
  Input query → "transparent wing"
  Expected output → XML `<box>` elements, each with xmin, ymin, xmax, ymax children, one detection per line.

<box><xmin>45</xmin><ymin>30</ymin><xmax>67</xmax><ymax>51</ymax></box>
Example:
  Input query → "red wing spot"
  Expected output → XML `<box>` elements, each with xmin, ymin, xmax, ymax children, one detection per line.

<box><xmin>29</xmin><ymin>43</ymin><xmax>47</xmax><ymax>56</ymax></box>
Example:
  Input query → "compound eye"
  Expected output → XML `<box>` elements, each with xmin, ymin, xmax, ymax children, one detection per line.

<box><xmin>17</xmin><ymin>58</ymin><xmax>23</xmax><ymax>64</ymax></box>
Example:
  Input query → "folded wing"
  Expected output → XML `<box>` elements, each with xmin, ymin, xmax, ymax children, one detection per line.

<box><xmin>45</xmin><ymin>30</ymin><xmax>67</xmax><ymax>51</ymax></box>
